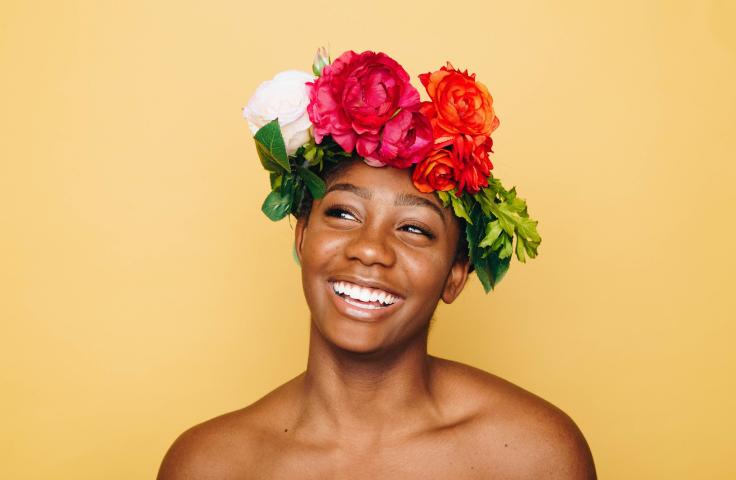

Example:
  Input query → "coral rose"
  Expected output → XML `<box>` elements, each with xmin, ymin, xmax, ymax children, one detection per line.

<box><xmin>419</xmin><ymin>63</ymin><xmax>499</xmax><ymax>143</ymax></box>
<box><xmin>412</xmin><ymin>148</ymin><xmax>459</xmax><ymax>193</ymax></box>
<box><xmin>306</xmin><ymin>50</ymin><xmax>421</xmax><ymax>154</ymax></box>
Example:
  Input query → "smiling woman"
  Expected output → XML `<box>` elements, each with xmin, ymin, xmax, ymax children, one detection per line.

<box><xmin>156</xmin><ymin>49</ymin><xmax>596</xmax><ymax>479</ymax></box>
<box><xmin>295</xmin><ymin>160</ymin><xmax>469</xmax><ymax>355</ymax></box>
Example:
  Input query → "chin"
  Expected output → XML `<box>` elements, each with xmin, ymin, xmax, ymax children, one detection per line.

<box><xmin>318</xmin><ymin>316</ymin><xmax>391</xmax><ymax>355</ymax></box>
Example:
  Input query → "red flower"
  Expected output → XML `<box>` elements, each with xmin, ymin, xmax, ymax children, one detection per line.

<box><xmin>306</xmin><ymin>51</ymin><xmax>421</xmax><ymax>156</ymax></box>
<box><xmin>453</xmin><ymin>135</ymin><xmax>494</xmax><ymax>194</ymax></box>
<box><xmin>412</xmin><ymin>147</ymin><xmax>459</xmax><ymax>193</ymax></box>
<box><xmin>416</xmin><ymin>63</ymin><xmax>500</xmax><ymax>194</ymax></box>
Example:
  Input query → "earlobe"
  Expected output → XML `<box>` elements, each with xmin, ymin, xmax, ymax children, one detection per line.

<box><xmin>441</xmin><ymin>257</ymin><xmax>471</xmax><ymax>304</ymax></box>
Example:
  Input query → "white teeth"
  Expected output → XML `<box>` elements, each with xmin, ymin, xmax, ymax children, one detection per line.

<box><xmin>348</xmin><ymin>287</ymin><xmax>361</xmax><ymax>301</ymax></box>
<box><xmin>330</xmin><ymin>281</ymin><xmax>398</xmax><ymax>306</ymax></box>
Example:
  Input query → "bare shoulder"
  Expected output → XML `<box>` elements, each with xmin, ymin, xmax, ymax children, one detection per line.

<box><xmin>432</xmin><ymin>356</ymin><xmax>597</xmax><ymax>479</ymax></box>
<box><xmin>156</xmin><ymin>375</ymin><xmax>303</xmax><ymax>480</ymax></box>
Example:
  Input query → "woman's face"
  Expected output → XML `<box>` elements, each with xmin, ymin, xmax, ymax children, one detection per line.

<box><xmin>295</xmin><ymin>160</ymin><xmax>470</xmax><ymax>354</ymax></box>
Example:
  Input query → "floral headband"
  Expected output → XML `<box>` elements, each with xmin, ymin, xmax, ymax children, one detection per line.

<box><xmin>243</xmin><ymin>48</ymin><xmax>540</xmax><ymax>293</ymax></box>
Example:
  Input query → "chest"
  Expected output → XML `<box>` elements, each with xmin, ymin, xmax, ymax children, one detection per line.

<box><xmin>250</xmin><ymin>432</ymin><xmax>504</xmax><ymax>480</ymax></box>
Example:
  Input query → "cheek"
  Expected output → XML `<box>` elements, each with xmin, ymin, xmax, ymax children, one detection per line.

<box><xmin>301</xmin><ymin>228</ymin><xmax>346</xmax><ymax>271</ymax></box>
<box><xmin>400</xmin><ymin>248</ymin><xmax>455</xmax><ymax>300</ymax></box>
<box><xmin>299</xmin><ymin>228</ymin><xmax>346</xmax><ymax>301</ymax></box>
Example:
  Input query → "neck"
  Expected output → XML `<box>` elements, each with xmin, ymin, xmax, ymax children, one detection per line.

<box><xmin>298</xmin><ymin>321</ymin><xmax>439</xmax><ymax>438</ymax></box>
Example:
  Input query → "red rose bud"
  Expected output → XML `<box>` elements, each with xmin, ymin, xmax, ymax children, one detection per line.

<box><xmin>453</xmin><ymin>135</ymin><xmax>494</xmax><ymax>194</ymax></box>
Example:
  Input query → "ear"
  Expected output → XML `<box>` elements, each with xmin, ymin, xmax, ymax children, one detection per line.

<box><xmin>294</xmin><ymin>215</ymin><xmax>307</xmax><ymax>265</ymax></box>
<box><xmin>441</xmin><ymin>254</ymin><xmax>471</xmax><ymax>304</ymax></box>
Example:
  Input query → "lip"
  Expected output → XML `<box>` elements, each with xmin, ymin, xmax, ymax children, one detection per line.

<box><xmin>326</xmin><ymin>276</ymin><xmax>404</xmax><ymax>322</ymax></box>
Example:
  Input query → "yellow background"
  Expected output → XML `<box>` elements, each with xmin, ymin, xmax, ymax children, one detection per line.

<box><xmin>2</xmin><ymin>0</ymin><xmax>734</xmax><ymax>478</ymax></box>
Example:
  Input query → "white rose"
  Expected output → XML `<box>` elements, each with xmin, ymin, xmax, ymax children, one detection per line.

<box><xmin>243</xmin><ymin>70</ymin><xmax>315</xmax><ymax>155</ymax></box>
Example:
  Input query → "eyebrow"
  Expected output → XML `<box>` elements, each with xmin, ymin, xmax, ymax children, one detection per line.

<box><xmin>325</xmin><ymin>183</ymin><xmax>372</xmax><ymax>199</ymax></box>
<box><xmin>325</xmin><ymin>182</ymin><xmax>446</xmax><ymax>225</ymax></box>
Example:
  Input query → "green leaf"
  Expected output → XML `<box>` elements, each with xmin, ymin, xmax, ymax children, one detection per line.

<box><xmin>436</xmin><ymin>190</ymin><xmax>450</xmax><ymax>207</ymax></box>
<box><xmin>254</xmin><ymin>119</ymin><xmax>290</xmax><ymax>173</ymax></box>
<box><xmin>303</xmin><ymin>144</ymin><xmax>315</xmax><ymax>162</ymax></box>
<box><xmin>261</xmin><ymin>189</ymin><xmax>291</xmax><ymax>221</ymax></box>
<box><xmin>490</xmin><ymin>231</ymin><xmax>505</xmax><ymax>251</ymax></box>
<box><xmin>498</xmin><ymin>234</ymin><xmax>513</xmax><ymax>259</ymax></box>
<box><xmin>312</xmin><ymin>148</ymin><xmax>324</xmax><ymax>167</ymax></box>
<box><xmin>291</xmin><ymin>180</ymin><xmax>306</xmax><ymax>214</ymax></box>
<box><xmin>473</xmin><ymin>249</ymin><xmax>512</xmax><ymax>293</ymax></box>
<box><xmin>517</xmin><ymin>216</ymin><xmax>541</xmax><ymax>242</ymax></box>
<box><xmin>515</xmin><ymin>236</ymin><xmax>527</xmax><ymax>263</ymax></box>
<box><xmin>269</xmin><ymin>172</ymin><xmax>282</xmax><ymax>190</ymax></box>
<box><xmin>302</xmin><ymin>141</ymin><xmax>324</xmax><ymax>167</ymax></box>
<box><xmin>479</xmin><ymin>220</ymin><xmax>503</xmax><ymax>249</ymax></box>
<box><xmin>525</xmin><ymin>238</ymin><xmax>540</xmax><ymax>258</ymax></box>
<box><xmin>464</xmin><ymin>216</ymin><xmax>481</xmax><ymax>262</ymax></box>
<box><xmin>475</xmin><ymin>262</ymin><xmax>493</xmax><ymax>293</ymax></box>
<box><xmin>490</xmin><ymin>254</ymin><xmax>511</xmax><ymax>285</ymax></box>
<box><xmin>296</xmin><ymin>166</ymin><xmax>327</xmax><ymax>199</ymax></box>
<box><xmin>450</xmin><ymin>194</ymin><xmax>473</xmax><ymax>224</ymax></box>
<box><xmin>480</xmin><ymin>193</ymin><xmax>515</xmax><ymax>237</ymax></box>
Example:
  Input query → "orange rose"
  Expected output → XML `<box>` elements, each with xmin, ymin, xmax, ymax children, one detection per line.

<box><xmin>412</xmin><ymin>148</ymin><xmax>459</xmax><ymax>193</ymax></box>
<box><xmin>419</xmin><ymin>63</ymin><xmax>500</xmax><ymax>143</ymax></box>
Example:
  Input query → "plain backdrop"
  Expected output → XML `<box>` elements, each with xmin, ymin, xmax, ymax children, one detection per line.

<box><xmin>2</xmin><ymin>0</ymin><xmax>735</xmax><ymax>478</ymax></box>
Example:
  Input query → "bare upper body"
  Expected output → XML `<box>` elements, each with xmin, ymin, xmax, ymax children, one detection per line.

<box><xmin>157</xmin><ymin>356</ymin><xmax>595</xmax><ymax>480</ymax></box>
<box><xmin>158</xmin><ymin>160</ymin><xmax>596</xmax><ymax>479</ymax></box>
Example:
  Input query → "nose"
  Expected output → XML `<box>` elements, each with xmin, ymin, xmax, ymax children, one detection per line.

<box><xmin>343</xmin><ymin>221</ymin><xmax>397</xmax><ymax>268</ymax></box>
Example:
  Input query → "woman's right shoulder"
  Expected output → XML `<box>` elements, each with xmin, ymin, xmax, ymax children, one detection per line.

<box><xmin>156</xmin><ymin>376</ymin><xmax>303</xmax><ymax>480</ymax></box>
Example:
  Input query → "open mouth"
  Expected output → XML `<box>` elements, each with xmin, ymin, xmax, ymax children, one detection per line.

<box><xmin>329</xmin><ymin>280</ymin><xmax>400</xmax><ymax>310</ymax></box>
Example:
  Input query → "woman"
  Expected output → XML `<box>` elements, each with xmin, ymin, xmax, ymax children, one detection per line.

<box><xmin>158</xmin><ymin>49</ymin><xmax>596</xmax><ymax>479</ymax></box>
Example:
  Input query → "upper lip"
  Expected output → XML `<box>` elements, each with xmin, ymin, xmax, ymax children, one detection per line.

<box><xmin>328</xmin><ymin>275</ymin><xmax>404</xmax><ymax>299</ymax></box>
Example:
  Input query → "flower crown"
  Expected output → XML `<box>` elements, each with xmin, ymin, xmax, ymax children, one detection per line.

<box><xmin>243</xmin><ymin>48</ymin><xmax>540</xmax><ymax>293</ymax></box>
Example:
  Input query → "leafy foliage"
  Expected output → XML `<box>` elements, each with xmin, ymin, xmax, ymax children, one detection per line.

<box><xmin>438</xmin><ymin>179</ymin><xmax>541</xmax><ymax>293</ymax></box>
<box><xmin>254</xmin><ymin>122</ymin><xmax>352</xmax><ymax>222</ymax></box>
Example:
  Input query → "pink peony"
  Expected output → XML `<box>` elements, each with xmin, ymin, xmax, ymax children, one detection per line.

<box><xmin>361</xmin><ymin>109</ymin><xmax>433</xmax><ymax>168</ymax></box>
<box><xmin>306</xmin><ymin>50</ymin><xmax>421</xmax><ymax>156</ymax></box>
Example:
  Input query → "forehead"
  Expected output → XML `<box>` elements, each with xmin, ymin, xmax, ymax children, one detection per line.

<box><xmin>327</xmin><ymin>160</ymin><xmax>442</xmax><ymax>206</ymax></box>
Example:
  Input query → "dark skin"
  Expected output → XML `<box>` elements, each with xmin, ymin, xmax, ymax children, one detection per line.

<box><xmin>157</xmin><ymin>160</ymin><xmax>597</xmax><ymax>479</ymax></box>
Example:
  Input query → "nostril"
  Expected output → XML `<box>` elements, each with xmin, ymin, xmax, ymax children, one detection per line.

<box><xmin>344</xmin><ymin>229</ymin><xmax>397</xmax><ymax>267</ymax></box>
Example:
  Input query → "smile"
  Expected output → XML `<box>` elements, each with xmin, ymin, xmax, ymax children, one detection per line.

<box><xmin>329</xmin><ymin>280</ymin><xmax>400</xmax><ymax>311</ymax></box>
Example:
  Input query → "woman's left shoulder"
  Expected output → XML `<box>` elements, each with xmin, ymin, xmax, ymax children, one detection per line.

<box><xmin>432</xmin><ymin>356</ymin><xmax>597</xmax><ymax>479</ymax></box>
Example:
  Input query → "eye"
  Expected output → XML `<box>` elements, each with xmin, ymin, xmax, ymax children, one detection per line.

<box><xmin>400</xmin><ymin>224</ymin><xmax>435</xmax><ymax>239</ymax></box>
<box><xmin>325</xmin><ymin>207</ymin><xmax>358</xmax><ymax>221</ymax></box>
